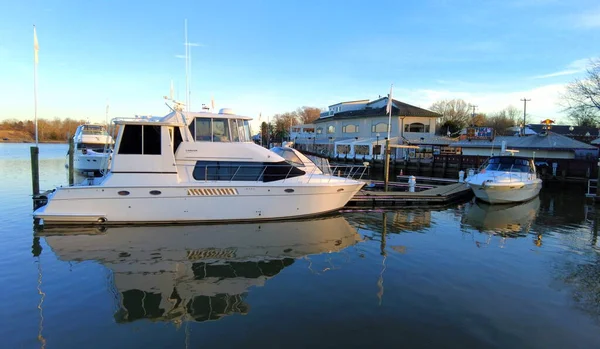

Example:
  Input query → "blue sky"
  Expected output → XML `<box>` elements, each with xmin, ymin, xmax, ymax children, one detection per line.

<box><xmin>0</xmin><ymin>0</ymin><xmax>598</xmax><ymax>126</ymax></box>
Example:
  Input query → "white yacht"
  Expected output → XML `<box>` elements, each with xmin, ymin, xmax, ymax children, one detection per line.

<box><xmin>67</xmin><ymin>124</ymin><xmax>114</xmax><ymax>176</ymax></box>
<box><xmin>35</xmin><ymin>107</ymin><xmax>365</xmax><ymax>224</ymax></box>
<box><xmin>37</xmin><ymin>216</ymin><xmax>362</xmax><ymax>323</ymax></box>
<box><xmin>465</xmin><ymin>155</ymin><xmax>542</xmax><ymax>204</ymax></box>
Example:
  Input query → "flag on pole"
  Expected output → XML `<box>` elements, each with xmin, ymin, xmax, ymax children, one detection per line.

<box><xmin>385</xmin><ymin>85</ymin><xmax>393</xmax><ymax>115</ymax></box>
<box><xmin>34</xmin><ymin>26</ymin><xmax>39</xmax><ymax>64</ymax></box>
<box><xmin>211</xmin><ymin>96</ymin><xmax>215</xmax><ymax>111</ymax></box>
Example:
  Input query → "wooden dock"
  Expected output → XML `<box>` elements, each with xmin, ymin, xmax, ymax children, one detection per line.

<box><xmin>347</xmin><ymin>182</ymin><xmax>472</xmax><ymax>207</ymax></box>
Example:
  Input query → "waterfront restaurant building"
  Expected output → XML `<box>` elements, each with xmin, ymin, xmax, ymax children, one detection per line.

<box><xmin>291</xmin><ymin>97</ymin><xmax>456</xmax><ymax>159</ymax></box>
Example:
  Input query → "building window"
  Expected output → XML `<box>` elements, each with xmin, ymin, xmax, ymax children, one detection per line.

<box><xmin>327</xmin><ymin>125</ymin><xmax>336</xmax><ymax>134</ymax></box>
<box><xmin>371</xmin><ymin>123</ymin><xmax>388</xmax><ymax>133</ymax></box>
<box><xmin>342</xmin><ymin>124</ymin><xmax>358</xmax><ymax>133</ymax></box>
<box><xmin>404</xmin><ymin>123</ymin><xmax>429</xmax><ymax>133</ymax></box>
<box><xmin>316</xmin><ymin>127</ymin><xmax>323</xmax><ymax>134</ymax></box>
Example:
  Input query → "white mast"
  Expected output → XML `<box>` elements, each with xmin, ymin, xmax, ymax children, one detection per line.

<box><xmin>184</xmin><ymin>19</ymin><xmax>189</xmax><ymax>113</ymax></box>
<box><xmin>33</xmin><ymin>25</ymin><xmax>39</xmax><ymax>146</ymax></box>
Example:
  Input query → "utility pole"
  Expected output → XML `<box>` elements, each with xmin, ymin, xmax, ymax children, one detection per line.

<box><xmin>520</xmin><ymin>98</ymin><xmax>531</xmax><ymax>135</ymax></box>
<box><xmin>470</xmin><ymin>105</ymin><xmax>478</xmax><ymax>126</ymax></box>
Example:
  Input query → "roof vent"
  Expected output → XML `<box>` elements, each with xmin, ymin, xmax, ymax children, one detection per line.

<box><xmin>219</xmin><ymin>108</ymin><xmax>234</xmax><ymax>115</ymax></box>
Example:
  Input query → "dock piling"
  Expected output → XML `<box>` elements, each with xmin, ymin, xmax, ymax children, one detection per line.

<box><xmin>30</xmin><ymin>146</ymin><xmax>40</xmax><ymax>197</ymax></box>
<box><xmin>68</xmin><ymin>136</ymin><xmax>74</xmax><ymax>186</ymax></box>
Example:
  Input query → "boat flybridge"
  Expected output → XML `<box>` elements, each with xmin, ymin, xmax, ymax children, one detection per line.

<box><xmin>67</xmin><ymin>124</ymin><xmax>114</xmax><ymax>176</ymax></box>
<box><xmin>34</xmin><ymin>107</ymin><xmax>365</xmax><ymax>224</ymax></box>
<box><xmin>465</xmin><ymin>154</ymin><xmax>542</xmax><ymax>204</ymax></box>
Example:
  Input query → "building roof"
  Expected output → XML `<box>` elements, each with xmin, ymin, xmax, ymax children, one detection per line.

<box><xmin>527</xmin><ymin>124</ymin><xmax>600</xmax><ymax>137</ymax></box>
<box><xmin>450</xmin><ymin>132</ymin><xmax>597</xmax><ymax>151</ymax></box>
<box><xmin>315</xmin><ymin>98</ymin><xmax>441</xmax><ymax>123</ymax></box>
<box><xmin>402</xmin><ymin>133</ymin><xmax>457</xmax><ymax>146</ymax></box>
<box><xmin>329</xmin><ymin>99</ymin><xmax>370</xmax><ymax>107</ymax></box>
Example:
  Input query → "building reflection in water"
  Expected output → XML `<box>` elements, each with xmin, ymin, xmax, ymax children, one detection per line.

<box><xmin>36</xmin><ymin>215</ymin><xmax>362</xmax><ymax>325</ymax></box>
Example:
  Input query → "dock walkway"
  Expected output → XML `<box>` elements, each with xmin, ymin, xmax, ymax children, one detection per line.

<box><xmin>347</xmin><ymin>182</ymin><xmax>472</xmax><ymax>207</ymax></box>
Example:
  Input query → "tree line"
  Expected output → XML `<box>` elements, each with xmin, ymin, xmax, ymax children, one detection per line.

<box><xmin>429</xmin><ymin>99</ymin><xmax>523</xmax><ymax>136</ymax></box>
<box><xmin>0</xmin><ymin>118</ymin><xmax>87</xmax><ymax>142</ymax></box>
<box><xmin>258</xmin><ymin>106</ymin><xmax>321</xmax><ymax>144</ymax></box>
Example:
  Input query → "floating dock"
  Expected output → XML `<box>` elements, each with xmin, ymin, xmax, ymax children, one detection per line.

<box><xmin>346</xmin><ymin>181</ymin><xmax>472</xmax><ymax>207</ymax></box>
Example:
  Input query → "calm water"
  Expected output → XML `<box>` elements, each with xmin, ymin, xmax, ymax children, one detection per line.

<box><xmin>2</xmin><ymin>143</ymin><xmax>600</xmax><ymax>349</ymax></box>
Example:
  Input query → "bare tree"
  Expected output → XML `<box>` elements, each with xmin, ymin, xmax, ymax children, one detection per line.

<box><xmin>485</xmin><ymin>106</ymin><xmax>518</xmax><ymax>135</ymax></box>
<box><xmin>296</xmin><ymin>106</ymin><xmax>321</xmax><ymax>124</ymax></box>
<box><xmin>567</xmin><ymin>106</ymin><xmax>600</xmax><ymax>127</ymax></box>
<box><xmin>430</xmin><ymin>99</ymin><xmax>471</xmax><ymax>132</ymax></box>
<box><xmin>562</xmin><ymin>58</ymin><xmax>600</xmax><ymax>116</ymax></box>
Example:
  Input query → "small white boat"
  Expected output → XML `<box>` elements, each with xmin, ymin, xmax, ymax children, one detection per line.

<box><xmin>67</xmin><ymin>124</ymin><xmax>114</xmax><ymax>176</ymax></box>
<box><xmin>36</xmin><ymin>106</ymin><xmax>365</xmax><ymax>224</ymax></box>
<box><xmin>465</xmin><ymin>155</ymin><xmax>542</xmax><ymax>204</ymax></box>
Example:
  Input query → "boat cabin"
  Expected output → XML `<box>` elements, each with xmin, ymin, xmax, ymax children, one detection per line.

<box><xmin>109</xmin><ymin>110</ymin><xmax>306</xmax><ymax>182</ymax></box>
<box><xmin>482</xmin><ymin>156</ymin><xmax>536</xmax><ymax>174</ymax></box>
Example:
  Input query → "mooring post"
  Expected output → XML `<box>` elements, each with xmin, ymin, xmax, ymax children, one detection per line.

<box><xmin>30</xmin><ymin>146</ymin><xmax>40</xmax><ymax>197</ymax></box>
<box><xmin>68</xmin><ymin>136</ymin><xmax>74</xmax><ymax>186</ymax></box>
<box><xmin>596</xmin><ymin>158</ymin><xmax>600</xmax><ymax>201</ymax></box>
<box><xmin>384</xmin><ymin>139</ymin><xmax>391</xmax><ymax>192</ymax></box>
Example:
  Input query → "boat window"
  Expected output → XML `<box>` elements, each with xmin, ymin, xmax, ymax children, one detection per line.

<box><xmin>484</xmin><ymin>157</ymin><xmax>531</xmax><ymax>173</ymax></box>
<box><xmin>237</xmin><ymin>119</ymin><xmax>246</xmax><ymax>142</ymax></box>
<box><xmin>271</xmin><ymin>147</ymin><xmax>304</xmax><ymax>167</ymax></box>
<box><xmin>230</xmin><ymin>119</ymin><xmax>240</xmax><ymax>142</ymax></box>
<box><xmin>82</xmin><ymin>125</ymin><xmax>107</xmax><ymax>135</ymax></box>
<box><xmin>143</xmin><ymin>125</ymin><xmax>161</xmax><ymax>154</ymax></box>
<box><xmin>173</xmin><ymin>127</ymin><xmax>183</xmax><ymax>153</ymax></box>
<box><xmin>243</xmin><ymin>120</ymin><xmax>251</xmax><ymax>141</ymax></box>
<box><xmin>188</xmin><ymin>119</ymin><xmax>196</xmax><ymax>139</ymax></box>
<box><xmin>212</xmin><ymin>119</ymin><xmax>230</xmax><ymax>142</ymax></box>
<box><xmin>195</xmin><ymin>118</ymin><xmax>212</xmax><ymax>142</ymax></box>
<box><xmin>118</xmin><ymin>125</ymin><xmax>161</xmax><ymax>155</ymax></box>
<box><xmin>118</xmin><ymin>125</ymin><xmax>142</xmax><ymax>154</ymax></box>
<box><xmin>192</xmin><ymin>161</ymin><xmax>305</xmax><ymax>182</ymax></box>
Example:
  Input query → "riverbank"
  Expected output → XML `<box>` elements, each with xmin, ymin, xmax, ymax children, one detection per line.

<box><xmin>0</xmin><ymin>130</ymin><xmax>66</xmax><ymax>144</ymax></box>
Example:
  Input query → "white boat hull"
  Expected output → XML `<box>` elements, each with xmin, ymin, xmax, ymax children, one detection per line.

<box><xmin>467</xmin><ymin>181</ymin><xmax>542</xmax><ymax>204</ymax></box>
<box><xmin>34</xmin><ymin>178</ymin><xmax>364</xmax><ymax>224</ymax></box>
<box><xmin>72</xmin><ymin>152</ymin><xmax>110</xmax><ymax>173</ymax></box>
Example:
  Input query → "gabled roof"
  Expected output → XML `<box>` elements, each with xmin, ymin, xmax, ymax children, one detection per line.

<box><xmin>315</xmin><ymin>98</ymin><xmax>441</xmax><ymax>123</ymax></box>
<box><xmin>450</xmin><ymin>132</ymin><xmax>597</xmax><ymax>150</ymax></box>
<box><xmin>527</xmin><ymin>124</ymin><xmax>600</xmax><ymax>137</ymax></box>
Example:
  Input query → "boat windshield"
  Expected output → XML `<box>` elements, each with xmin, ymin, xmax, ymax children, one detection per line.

<box><xmin>484</xmin><ymin>157</ymin><xmax>533</xmax><ymax>173</ymax></box>
<box><xmin>82</xmin><ymin>125</ymin><xmax>108</xmax><ymax>135</ymax></box>
<box><xmin>190</xmin><ymin>117</ymin><xmax>252</xmax><ymax>142</ymax></box>
<box><xmin>271</xmin><ymin>147</ymin><xmax>305</xmax><ymax>167</ymax></box>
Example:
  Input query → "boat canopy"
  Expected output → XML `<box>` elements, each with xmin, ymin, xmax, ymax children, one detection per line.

<box><xmin>483</xmin><ymin>156</ymin><xmax>535</xmax><ymax>173</ymax></box>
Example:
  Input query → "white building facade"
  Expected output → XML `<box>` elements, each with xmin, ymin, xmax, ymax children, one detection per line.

<box><xmin>292</xmin><ymin>97</ymin><xmax>447</xmax><ymax>159</ymax></box>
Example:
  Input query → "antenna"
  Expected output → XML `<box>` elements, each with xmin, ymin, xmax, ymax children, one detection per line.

<box><xmin>184</xmin><ymin>19</ymin><xmax>189</xmax><ymax>113</ymax></box>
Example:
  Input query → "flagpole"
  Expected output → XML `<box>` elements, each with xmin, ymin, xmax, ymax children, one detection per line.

<box><xmin>386</xmin><ymin>84</ymin><xmax>393</xmax><ymax>141</ymax></box>
<box><xmin>34</xmin><ymin>25</ymin><xmax>39</xmax><ymax>146</ymax></box>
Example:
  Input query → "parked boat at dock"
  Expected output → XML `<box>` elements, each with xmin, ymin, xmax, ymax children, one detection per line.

<box><xmin>66</xmin><ymin>124</ymin><xmax>114</xmax><ymax>176</ymax></box>
<box><xmin>465</xmin><ymin>155</ymin><xmax>542</xmax><ymax>204</ymax></box>
<box><xmin>35</xmin><ymin>107</ymin><xmax>365</xmax><ymax>224</ymax></box>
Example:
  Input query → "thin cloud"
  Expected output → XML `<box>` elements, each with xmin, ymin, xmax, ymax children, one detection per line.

<box><xmin>577</xmin><ymin>8</ymin><xmax>600</xmax><ymax>28</ymax></box>
<box><xmin>532</xmin><ymin>58</ymin><xmax>591</xmax><ymax>79</ymax></box>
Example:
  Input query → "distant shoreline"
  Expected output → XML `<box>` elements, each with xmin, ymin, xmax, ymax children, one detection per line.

<box><xmin>0</xmin><ymin>140</ymin><xmax>66</xmax><ymax>144</ymax></box>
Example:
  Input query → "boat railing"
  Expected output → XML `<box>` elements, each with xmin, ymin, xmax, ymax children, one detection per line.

<box><xmin>327</xmin><ymin>165</ymin><xmax>369</xmax><ymax>182</ymax></box>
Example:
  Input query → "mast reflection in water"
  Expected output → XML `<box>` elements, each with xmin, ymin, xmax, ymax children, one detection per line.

<box><xmin>37</xmin><ymin>215</ymin><xmax>362</xmax><ymax>324</ymax></box>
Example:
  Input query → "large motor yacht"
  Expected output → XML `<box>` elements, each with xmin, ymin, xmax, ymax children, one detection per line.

<box><xmin>35</xmin><ymin>107</ymin><xmax>365</xmax><ymax>224</ymax></box>
<box><xmin>67</xmin><ymin>124</ymin><xmax>114</xmax><ymax>176</ymax></box>
<box><xmin>465</xmin><ymin>155</ymin><xmax>542</xmax><ymax>204</ymax></box>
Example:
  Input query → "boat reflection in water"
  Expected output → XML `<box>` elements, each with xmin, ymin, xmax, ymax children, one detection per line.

<box><xmin>37</xmin><ymin>215</ymin><xmax>361</xmax><ymax>324</ymax></box>
<box><xmin>462</xmin><ymin>197</ymin><xmax>540</xmax><ymax>236</ymax></box>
